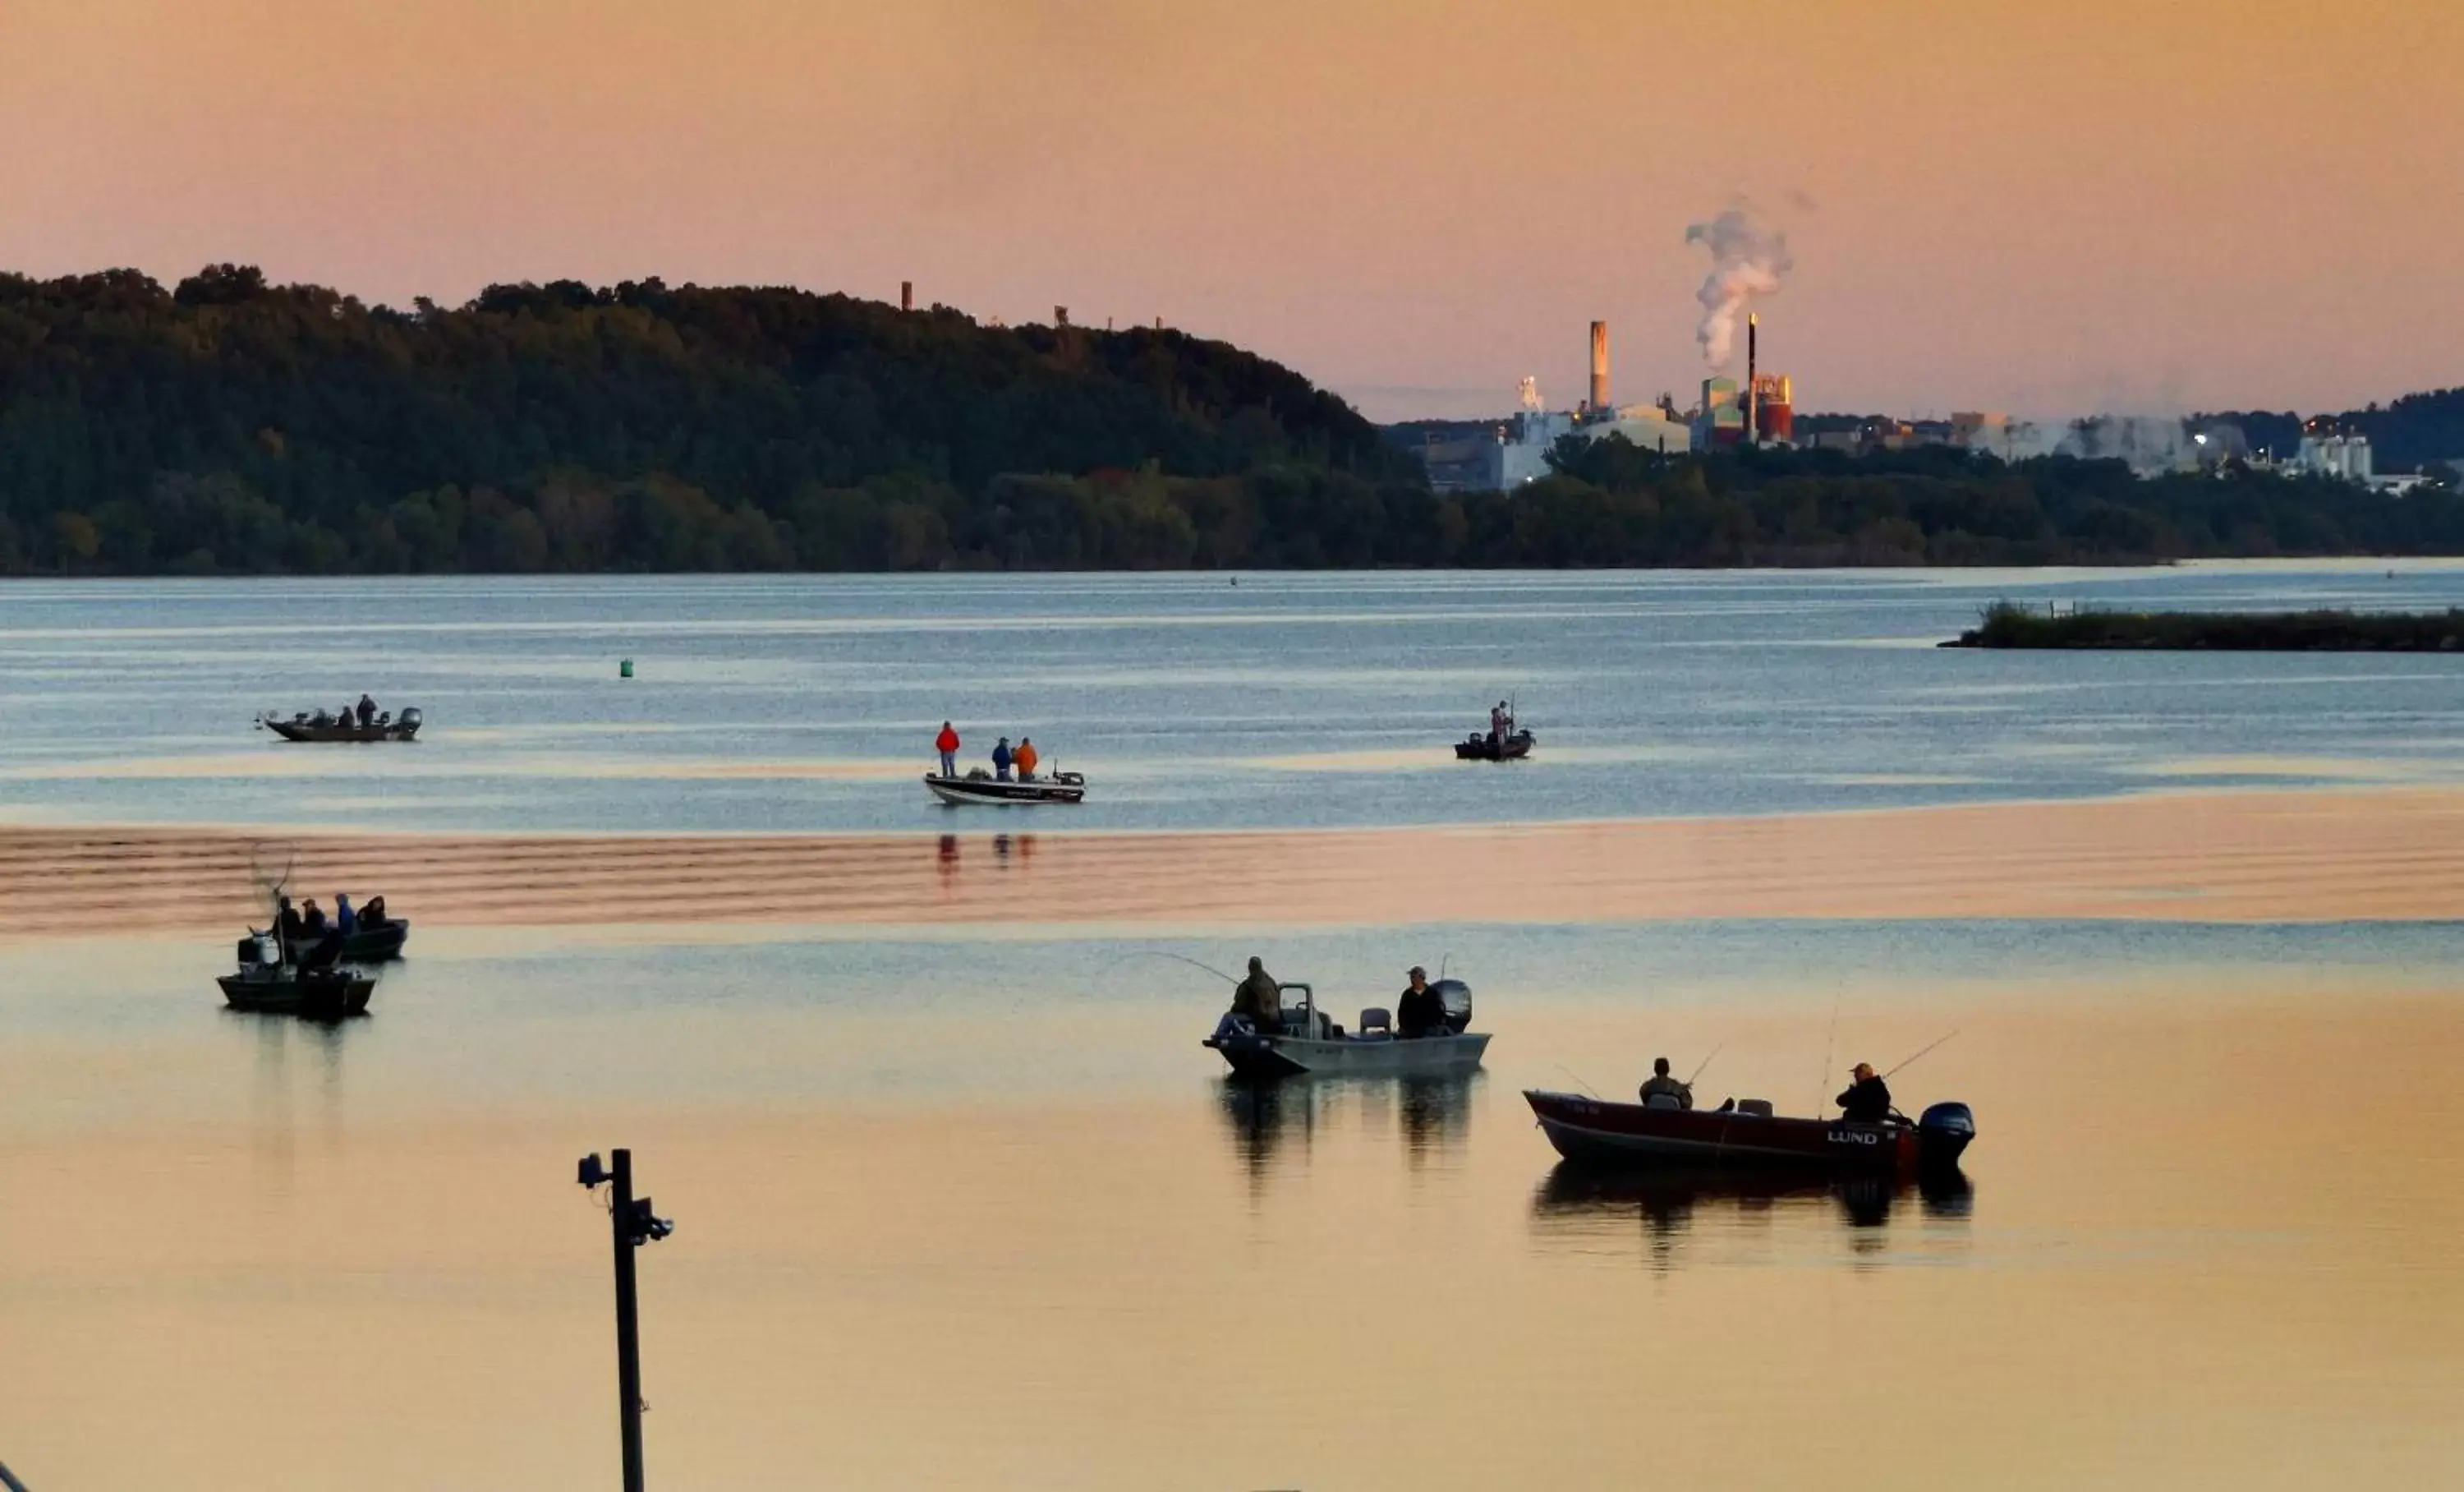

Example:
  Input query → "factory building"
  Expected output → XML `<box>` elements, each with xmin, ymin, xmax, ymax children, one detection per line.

<box><xmin>1750</xmin><ymin>373</ymin><xmax>1795</xmax><ymax>444</ymax></box>
<box><xmin>1414</xmin><ymin>324</ymin><xmax>1697</xmax><ymax>492</ymax></box>
<box><xmin>2296</xmin><ymin>422</ymin><xmax>2374</xmax><ymax>482</ymax></box>
<box><xmin>1693</xmin><ymin>314</ymin><xmax>1796</xmax><ymax>448</ymax></box>
<box><xmin>1695</xmin><ymin>377</ymin><xmax>1745</xmax><ymax>446</ymax></box>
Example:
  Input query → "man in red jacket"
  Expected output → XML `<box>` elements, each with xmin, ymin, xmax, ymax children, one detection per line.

<box><xmin>935</xmin><ymin>721</ymin><xmax>960</xmax><ymax>776</ymax></box>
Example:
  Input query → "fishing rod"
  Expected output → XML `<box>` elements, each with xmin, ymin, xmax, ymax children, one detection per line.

<box><xmin>1551</xmin><ymin>1063</ymin><xmax>1602</xmax><ymax>1100</ymax></box>
<box><xmin>1817</xmin><ymin>988</ymin><xmax>1842</xmax><ymax>1114</ymax></box>
<box><xmin>1882</xmin><ymin>1029</ymin><xmax>1961</xmax><ymax>1080</ymax></box>
<box><xmin>1686</xmin><ymin>1041</ymin><xmax>1727</xmax><ymax>1087</ymax></box>
<box><xmin>1139</xmin><ymin>950</ymin><xmax>1239</xmax><ymax>985</ymax></box>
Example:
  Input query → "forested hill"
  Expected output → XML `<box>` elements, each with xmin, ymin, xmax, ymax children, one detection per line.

<box><xmin>7</xmin><ymin>264</ymin><xmax>2464</xmax><ymax>574</ymax></box>
<box><xmin>0</xmin><ymin>265</ymin><xmax>1409</xmax><ymax>573</ymax></box>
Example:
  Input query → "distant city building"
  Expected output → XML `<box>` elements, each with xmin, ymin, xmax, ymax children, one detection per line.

<box><xmin>2295</xmin><ymin>426</ymin><xmax>2373</xmax><ymax>482</ymax></box>
<box><xmin>1694</xmin><ymin>378</ymin><xmax>1745</xmax><ymax>447</ymax></box>
<box><xmin>1749</xmin><ymin>373</ymin><xmax>1795</xmax><ymax>444</ymax></box>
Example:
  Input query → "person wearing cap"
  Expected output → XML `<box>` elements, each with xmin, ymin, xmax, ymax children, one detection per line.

<box><xmin>1639</xmin><ymin>1056</ymin><xmax>1694</xmax><ymax>1109</ymax></box>
<box><xmin>1836</xmin><ymin>1061</ymin><xmax>1893</xmax><ymax>1124</ymax></box>
<box><xmin>991</xmin><ymin>736</ymin><xmax>1013</xmax><ymax>781</ymax></box>
<box><xmin>1230</xmin><ymin>956</ymin><xmax>1282</xmax><ymax>1033</ymax></box>
<box><xmin>1396</xmin><ymin>965</ymin><xmax>1446</xmax><ymax>1038</ymax></box>
<box><xmin>934</xmin><ymin>721</ymin><xmax>960</xmax><ymax>777</ymax></box>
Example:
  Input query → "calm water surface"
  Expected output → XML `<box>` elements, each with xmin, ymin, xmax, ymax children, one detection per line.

<box><xmin>4</xmin><ymin>566</ymin><xmax>2462</xmax><ymax>1489</ymax></box>
<box><xmin>8</xmin><ymin>561</ymin><xmax>2464</xmax><ymax>831</ymax></box>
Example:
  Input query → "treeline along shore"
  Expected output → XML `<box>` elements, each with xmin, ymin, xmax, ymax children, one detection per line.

<box><xmin>4</xmin><ymin>264</ymin><xmax>2463</xmax><ymax>575</ymax></box>
<box><xmin>1947</xmin><ymin>600</ymin><xmax>2464</xmax><ymax>651</ymax></box>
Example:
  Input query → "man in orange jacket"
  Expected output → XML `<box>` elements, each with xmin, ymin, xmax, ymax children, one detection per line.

<box><xmin>935</xmin><ymin>721</ymin><xmax>960</xmax><ymax>776</ymax></box>
<box><xmin>1014</xmin><ymin>737</ymin><xmax>1040</xmax><ymax>781</ymax></box>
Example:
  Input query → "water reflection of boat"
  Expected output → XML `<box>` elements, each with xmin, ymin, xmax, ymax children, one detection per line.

<box><xmin>1528</xmin><ymin>1158</ymin><xmax>1971</xmax><ymax>1252</ymax></box>
<box><xmin>1205</xmin><ymin>979</ymin><xmax>1488</xmax><ymax>1079</ymax></box>
<box><xmin>1524</xmin><ymin>1089</ymin><xmax>1975</xmax><ymax>1177</ymax></box>
<box><xmin>1217</xmin><ymin>1071</ymin><xmax>1479</xmax><ymax>1177</ymax></box>
<box><xmin>1533</xmin><ymin>1161</ymin><xmax>1972</xmax><ymax>1233</ymax></box>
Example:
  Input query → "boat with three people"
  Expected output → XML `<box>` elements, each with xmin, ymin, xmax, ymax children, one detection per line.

<box><xmin>260</xmin><ymin>702</ymin><xmax>422</xmax><ymax>742</ymax></box>
<box><xmin>1204</xmin><ymin>976</ymin><xmax>1490</xmax><ymax>1079</ymax></box>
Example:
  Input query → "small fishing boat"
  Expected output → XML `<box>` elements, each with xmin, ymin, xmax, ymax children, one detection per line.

<box><xmin>331</xmin><ymin>919</ymin><xmax>410</xmax><ymax>962</ymax></box>
<box><xmin>1455</xmin><ymin>729</ymin><xmax>1534</xmax><ymax>761</ymax></box>
<box><xmin>923</xmin><ymin>769</ymin><xmax>1085</xmax><ymax>806</ymax></box>
<box><xmin>1205</xmin><ymin>979</ymin><xmax>1490</xmax><ymax>1080</ymax></box>
<box><xmin>218</xmin><ymin>938</ymin><xmax>375</xmax><ymax>1019</ymax></box>
<box><xmin>1524</xmin><ymin>1089</ymin><xmax>1974</xmax><ymax>1176</ymax></box>
<box><xmin>260</xmin><ymin>707</ymin><xmax>422</xmax><ymax>743</ymax></box>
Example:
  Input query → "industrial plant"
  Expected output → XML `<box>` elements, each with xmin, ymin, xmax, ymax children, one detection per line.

<box><xmin>1406</xmin><ymin>316</ymin><xmax>2430</xmax><ymax>496</ymax></box>
<box><xmin>1414</xmin><ymin>315</ymin><xmax>1797</xmax><ymax>494</ymax></box>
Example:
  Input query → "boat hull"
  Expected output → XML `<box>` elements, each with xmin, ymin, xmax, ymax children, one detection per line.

<box><xmin>218</xmin><ymin>972</ymin><xmax>374</xmax><ymax>1018</ymax></box>
<box><xmin>335</xmin><ymin>920</ymin><xmax>408</xmax><ymax>961</ymax></box>
<box><xmin>1207</xmin><ymin>1029</ymin><xmax>1490</xmax><ymax>1079</ymax></box>
<box><xmin>924</xmin><ymin>772</ymin><xmax>1085</xmax><ymax>805</ymax></box>
<box><xmin>1524</xmin><ymin>1089</ymin><xmax>1965</xmax><ymax>1175</ymax></box>
<box><xmin>267</xmin><ymin>919</ymin><xmax>409</xmax><ymax>963</ymax></box>
<box><xmin>1454</xmin><ymin>731</ymin><xmax>1534</xmax><ymax>761</ymax></box>
<box><xmin>264</xmin><ymin>720</ymin><xmax>420</xmax><ymax>743</ymax></box>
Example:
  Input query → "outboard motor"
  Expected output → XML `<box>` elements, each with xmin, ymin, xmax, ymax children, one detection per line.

<box><xmin>1432</xmin><ymin>978</ymin><xmax>1473</xmax><ymax>1034</ymax></box>
<box><xmin>1917</xmin><ymin>1101</ymin><xmax>1976</xmax><ymax>1172</ymax></box>
<box><xmin>398</xmin><ymin>707</ymin><xmax>423</xmax><ymax>730</ymax></box>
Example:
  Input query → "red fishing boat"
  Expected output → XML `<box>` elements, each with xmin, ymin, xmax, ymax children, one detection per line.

<box><xmin>1524</xmin><ymin>1089</ymin><xmax>1974</xmax><ymax>1176</ymax></box>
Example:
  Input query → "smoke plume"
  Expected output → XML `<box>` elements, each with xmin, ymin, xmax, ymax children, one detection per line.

<box><xmin>1685</xmin><ymin>206</ymin><xmax>1793</xmax><ymax>368</ymax></box>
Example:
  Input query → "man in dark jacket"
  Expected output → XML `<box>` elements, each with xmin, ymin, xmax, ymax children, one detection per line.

<box><xmin>1836</xmin><ymin>1062</ymin><xmax>1893</xmax><ymax>1124</ymax></box>
<box><xmin>1231</xmin><ymin>956</ymin><xmax>1282</xmax><ymax>1033</ymax></box>
<box><xmin>1639</xmin><ymin>1057</ymin><xmax>1693</xmax><ymax>1108</ymax></box>
<box><xmin>1396</xmin><ymin>966</ymin><xmax>1446</xmax><ymax>1038</ymax></box>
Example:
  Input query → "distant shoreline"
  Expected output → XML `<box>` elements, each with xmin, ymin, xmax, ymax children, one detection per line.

<box><xmin>1945</xmin><ymin>601</ymin><xmax>2464</xmax><ymax>651</ymax></box>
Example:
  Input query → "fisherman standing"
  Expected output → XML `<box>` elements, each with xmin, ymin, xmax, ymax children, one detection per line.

<box><xmin>1836</xmin><ymin>1062</ymin><xmax>1893</xmax><ymax>1124</ymax></box>
<box><xmin>1232</xmin><ymin>956</ymin><xmax>1283</xmax><ymax>1034</ymax></box>
<box><xmin>991</xmin><ymin>737</ymin><xmax>1014</xmax><ymax>781</ymax></box>
<box><xmin>935</xmin><ymin>721</ymin><xmax>960</xmax><ymax>777</ymax></box>
<box><xmin>1639</xmin><ymin>1057</ymin><xmax>1694</xmax><ymax>1109</ymax></box>
<box><xmin>1014</xmin><ymin>737</ymin><xmax>1040</xmax><ymax>781</ymax></box>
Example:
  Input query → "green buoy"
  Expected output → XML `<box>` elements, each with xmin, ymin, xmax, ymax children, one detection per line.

<box><xmin>619</xmin><ymin>658</ymin><xmax>634</xmax><ymax>679</ymax></box>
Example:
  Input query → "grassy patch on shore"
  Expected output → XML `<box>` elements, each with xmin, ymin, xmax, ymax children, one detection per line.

<box><xmin>1946</xmin><ymin>600</ymin><xmax>2464</xmax><ymax>650</ymax></box>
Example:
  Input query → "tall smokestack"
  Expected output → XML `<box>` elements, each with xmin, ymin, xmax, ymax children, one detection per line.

<box><xmin>1745</xmin><ymin>313</ymin><xmax>1758</xmax><ymax>443</ymax></box>
<box><xmin>900</xmin><ymin>280</ymin><xmax>913</xmax><ymax>312</ymax></box>
<box><xmin>1588</xmin><ymin>321</ymin><xmax>1610</xmax><ymax>415</ymax></box>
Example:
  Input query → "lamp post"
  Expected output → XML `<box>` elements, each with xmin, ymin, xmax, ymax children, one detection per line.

<box><xmin>577</xmin><ymin>1149</ymin><xmax>673</xmax><ymax>1492</ymax></box>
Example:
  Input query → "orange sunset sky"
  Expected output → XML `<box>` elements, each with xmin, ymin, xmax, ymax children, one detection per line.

<box><xmin>2</xmin><ymin>0</ymin><xmax>2456</xmax><ymax>421</ymax></box>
